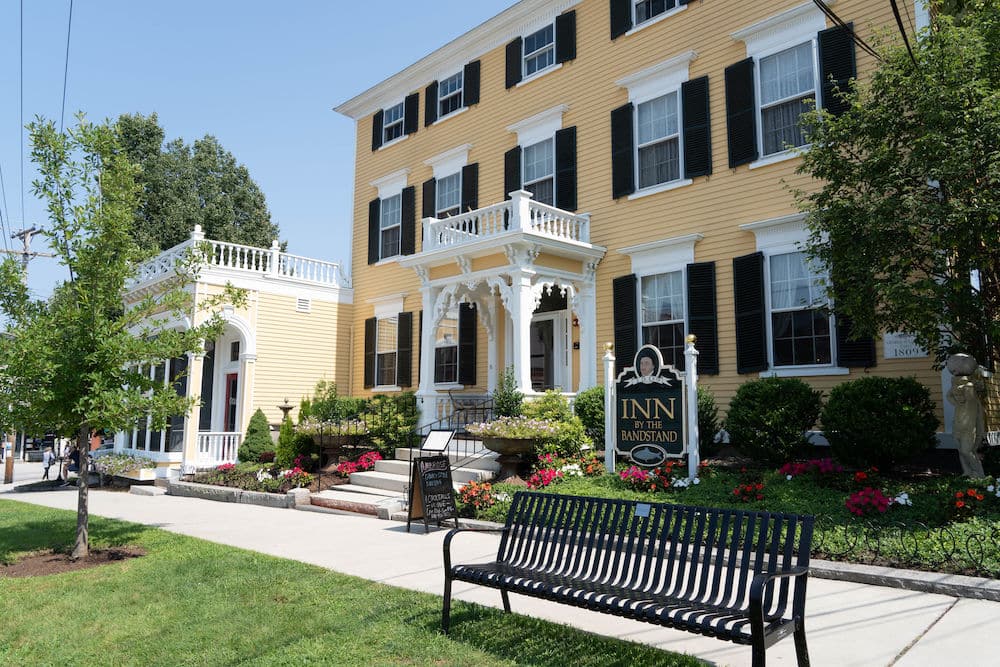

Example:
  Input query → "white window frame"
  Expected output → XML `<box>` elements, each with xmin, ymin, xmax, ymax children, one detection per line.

<box><xmin>435</xmin><ymin>172</ymin><xmax>462</xmax><ymax>218</ymax></box>
<box><xmin>523</xmin><ymin>23</ymin><xmax>556</xmax><ymax>79</ymax></box>
<box><xmin>634</xmin><ymin>91</ymin><xmax>683</xmax><ymax>192</ymax></box>
<box><xmin>438</xmin><ymin>71</ymin><xmax>464</xmax><ymax>119</ymax></box>
<box><xmin>433</xmin><ymin>308</ymin><xmax>460</xmax><ymax>386</ymax></box>
<box><xmin>375</xmin><ymin>315</ymin><xmax>399</xmax><ymax>389</ymax></box>
<box><xmin>379</xmin><ymin>193</ymin><xmax>402</xmax><ymax>261</ymax></box>
<box><xmin>639</xmin><ymin>270</ymin><xmax>687</xmax><ymax>369</ymax></box>
<box><xmin>766</xmin><ymin>250</ymin><xmax>834</xmax><ymax>369</ymax></box>
<box><xmin>633</xmin><ymin>0</ymin><xmax>684</xmax><ymax>29</ymax></box>
<box><xmin>382</xmin><ymin>101</ymin><xmax>405</xmax><ymax>144</ymax></box>
<box><xmin>740</xmin><ymin>214</ymin><xmax>848</xmax><ymax>377</ymax></box>
<box><xmin>755</xmin><ymin>40</ymin><xmax>819</xmax><ymax>159</ymax></box>
<box><xmin>370</xmin><ymin>169</ymin><xmax>409</xmax><ymax>263</ymax></box>
<box><xmin>522</xmin><ymin>137</ymin><xmax>555</xmax><ymax>206</ymax></box>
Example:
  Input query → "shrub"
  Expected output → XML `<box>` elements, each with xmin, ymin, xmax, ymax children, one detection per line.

<box><xmin>821</xmin><ymin>376</ymin><xmax>939</xmax><ymax>471</ymax></box>
<box><xmin>523</xmin><ymin>390</ymin><xmax>573</xmax><ymax>422</ymax></box>
<box><xmin>258</xmin><ymin>451</ymin><xmax>275</xmax><ymax>463</ymax></box>
<box><xmin>523</xmin><ymin>390</ymin><xmax>591</xmax><ymax>458</ymax></box>
<box><xmin>574</xmin><ymin>385</ymin><xmax>604</xmax><ymax>446</ymax></box>
<box><xmin>238</xmin><ymin>409</ymin><xmax>274</xmax><ymax>462</ymax></box>
<box><xmin>299</xmin><ymin>380</ymin><xmax>368</xmax><ymax>422</ymax></box>
<box><xmin>697</xmin><ymin>386</ymin><xmax>721</xmax><ymax>457</ymax></box>
<box><xmin>362</xmin><ymin>393</ymin><xmax>418</xmax><ymax>455</ymax></box>
<box><xmin>726</xmin><ymin>377</ymin><xmax>822</xmax><ymax>466</ymax></box>
<box><xmin>275</xmin><ymin>416</ymin><xmax>296</xmax><ymax>468</ymax></box>
<box><xmin>493</xmin><ymin>366</ymin><xmax>523</xmax><ymax>417</ymax></box>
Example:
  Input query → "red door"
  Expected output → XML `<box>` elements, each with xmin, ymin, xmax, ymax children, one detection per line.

<box><xmin>224</xmin><ymin>373</ymin><xmax>239</xmax><ymax>432</ymax></box>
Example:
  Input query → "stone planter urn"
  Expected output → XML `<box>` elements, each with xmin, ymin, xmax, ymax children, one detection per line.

<box><xmin>482</xmin><ymin>437</ymin><xmax>536</xmax><ymax>484</ymax></box>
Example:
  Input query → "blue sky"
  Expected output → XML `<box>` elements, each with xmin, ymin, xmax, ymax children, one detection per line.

<box><xmin>0</xmin><ymin>0</ymin><xmax>513</xmax><ymax>299</ymax></box>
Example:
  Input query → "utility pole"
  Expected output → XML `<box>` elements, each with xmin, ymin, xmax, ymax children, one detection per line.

<box><xmin>0</xmin><ymin>227</ymin><xmax>55</xmax><ymax>279</ymax></box>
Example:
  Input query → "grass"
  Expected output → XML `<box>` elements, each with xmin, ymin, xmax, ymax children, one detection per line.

<box><xmin>0</xmin><ymin>499</ymin><xmax>699</xmax><ymax>667</ymax></box>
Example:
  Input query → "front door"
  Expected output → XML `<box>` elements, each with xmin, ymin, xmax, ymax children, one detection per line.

<box><xmin>224</xmin><ymin>373</ymin><xmax>239</xmax><ymax>432</ymax></box>
<box><xmin>530</xmin><ymin>319</ymin><xmax>555</xmax><ymax>391</ymax></box>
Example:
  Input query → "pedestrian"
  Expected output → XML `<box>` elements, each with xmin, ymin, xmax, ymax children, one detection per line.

<box><xmin>42</xmin><ymin>446</ymin><xmax>55</xmax><ymax>480</ymax></box>
<box><xmin>60</xmin><ymin>445</ymin><xmax>75</xmax><ymax>486</ymax></box>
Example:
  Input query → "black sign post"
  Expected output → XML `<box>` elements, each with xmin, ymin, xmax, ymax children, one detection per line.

<box><xmin>407</xmin><ymin>455</ymin><xmax>458</xmax><ymax>533</ymax></box>
<box><xmin>614</xmin><ymin>344</ymin><xmax>686</xmax><ymax>468</ymax></box>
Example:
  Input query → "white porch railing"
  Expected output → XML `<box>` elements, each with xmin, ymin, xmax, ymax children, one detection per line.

<box><xmin>196</xmin><ymin>431</ymin><xmax>240</xmax><ymax>467</ymax></box>
<box><xmin>422</xmin><ymin>190</ymin><xmax>590</xmax><ymax>252</ymax></box>
<box><xmin>129</xmin><ymin>225</ymin><xmax>351</xmax><ymax>289</ymax></box>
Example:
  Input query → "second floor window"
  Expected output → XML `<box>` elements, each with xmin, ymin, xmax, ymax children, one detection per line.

<box><xmin>380</xmin><ymin>193</ymin><xmax>401</xmax><ymax>259</ymax></box>
<box><xmin>436</xmin><ymin>173</ymin><xmax>461</xmax><ymax>218</ymax></box>
<box><xmin>438</xmin><ymin>72</ymin><xmax>464</xmax><ymax>118</ymax></box>
<box><xmin>524</xmin><ymin>25</ymin><xmax>555</xmax><ymax>77</ymax></box>
<box><xmin>759</xmin><ymin>42</ymin><xmax>815</xmax><ymax>156</ymax></box>
<box><xmin>635</xmin><ymin>0</ymin><xmax>676</xmax><ymax>25</ymax></box>
<box><xmin>383</xmin><ymin>102</ymin><xmax>405</xmax><ymax>143</ymax></box>
<box><xmin>636</xmin><ymin>92</ymin><xmax>681</xmax><ymax>189</ymax></box>
<box><xmin>522</xmin><ymin>138</ymin><xmax>554</xmax><ymax>205</ymax></box>
<box><xmin>641</xmin><ymin>271</ymin><xmax>685</xmax><ymax>368</ymax></box>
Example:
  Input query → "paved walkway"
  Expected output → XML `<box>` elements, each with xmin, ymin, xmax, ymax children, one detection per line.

<box><xmin>2</xmin><ymin>462</ymin><xmax>998</xmax><ymax>666</ymax></box>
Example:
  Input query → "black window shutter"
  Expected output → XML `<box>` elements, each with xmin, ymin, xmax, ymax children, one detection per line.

<box><xmin>422</xmin><ymin>178</ymin><xmax>436</xmax><ymax>220</ymax></box>
<box><xmin>818</xmin><ymin>23</ymin><xmax>856</xmax><ymax>117</ymax></box>
<box><xmin>504</xmin><ymin>146</ymin><xmax>522</xmax><ymax>198</ymax></box>
<box><xmin>836</xmin><ymin>315</ymin><xmax>876</xmax><ymax>368</ymax></box>
<box><xmin>725</xmin><ymin>58</ymin><xmax>758</xmax><ymax>168</ymax></box>
<box><xmin>198</xmin><ymin>345</ymin><xmax>214</xmax><ymax>431</ymax></box>
<box><xmin>169</xmin><ymin>355</ymin><xmax>188</xmax><ymax>442</ymax></box>
<box><xmin>400</xmin><ymin>186</ymin><xmax>416</xmax><ymax>256</ymax></box>
<box><xmin>461</xmin><ymin>163</ymin><xmax>479</xmax><ymax>212</ymax></box>
<box><xmin>404</xmin><ymin>93</ymin><xmax>419</xmax><ymax>135</ymax></box>
<box><xmin>396</xmin><ymin>312</ymin><xmax>413</xmax><ymax>388</ymax></box>
<box><xmin>611</xmin><ymin>103</ymin><xmax>635</xmax><ymax>199</ymax></box>
<box><xmin>424</xmin><ymin>81</ymin><xmax>439</xmax><ymax>127</ymax></box>
<box><xmin>733</xmin><ymin>252</ymin><xmax>768</xmax><ymax>374</ymax></box>
<box><xmin>371</xmin><ymin>110</ymin><xmax>384</xmax><ymax>151</ymax></box>
<box><xmin>681</xmin><ymin>75</ymin><xmax>713</xmax><ymax>179</ymax></box>
<box><xmin>686</xmin><ymin>262</ymin><xmax>719</xmax><ymax>375</ymax></box>
<box><xmin>458</xmin><ymin>303</ymin><xmax>477</xmax><ymax>385</ymax></box>
<box><xmin>363</xmin><ymin>317</ymin><xmax>376</xmax><ymax>389</ymax></box>
<box><xmin>555</xmin><ymin>126</ymin><xmax>578</xmax><ymax>211</ymax></box>
<box><xmin>613</xmin><ymin>274</ymin><xmax>638</xmax><ymax>374</ymax></box>
<box><xmin>464</xmin><ymin>60</ymin><xmax>481</xmax><ymax>107</ymax></box>
<box><xmin>417</xmin><ymin>310</ymin><xmax>423</xmax><ymax>385</ymax></box>
<box><xmin>556</xmin><ymin>10</ymin><xmax>577</xmax><ymax>63</ymax></box>
<box><xmin>367</xmin><ymin>198</ymin><xmax>380</xmax><ymax>264</ymax></box>
<box><xmin>610</xmin><ymin>0</ymin><xmax>632</xmax><ymax>39</ymax></box>
<box><xmin>505</xmin><ymin>38</ymin><xmax>523</xmax><ymax>88</ymax></box>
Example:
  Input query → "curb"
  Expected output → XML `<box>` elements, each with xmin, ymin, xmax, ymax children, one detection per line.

<box><xmin>167</xmin><ymin>480</ymin><xmax>293</xmax><ymax>509</ymax></box>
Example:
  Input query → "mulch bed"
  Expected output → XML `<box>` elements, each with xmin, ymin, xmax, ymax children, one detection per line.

<box><xmin>1</xmin><ymin>547</ymin><xmax>146</xmax><ymax>578</ymax></box>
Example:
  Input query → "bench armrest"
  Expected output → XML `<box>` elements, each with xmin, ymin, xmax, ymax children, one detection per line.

<box><xmin>443</xmin><ymin>527</ymin><xmax>506</xmax><ymax>572</ymax></box>
<box><xmin>749</xmin><ymin>566</ymin><xmax>810</xmax><ymax>621</ymax></box>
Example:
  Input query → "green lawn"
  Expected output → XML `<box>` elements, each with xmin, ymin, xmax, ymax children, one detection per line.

<box><xmin>0</xmin><ymin>499</ymin><xmax>698</xmax><ymax>667</ymax></box>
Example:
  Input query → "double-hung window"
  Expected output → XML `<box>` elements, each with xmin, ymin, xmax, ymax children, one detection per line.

<box><xmin>522</xmin><ymin>138</ymin><xmax>555</xmax><ymax>205</ymax></box>
<box><xmin>636</xmin><ymin>92</ymin><xmax>681</xmax><ymax>189</ymax></box>
<box><xmin>759</xmin><ymin>42</ymin><xmax>816</xmax><ymax>156</ymax></box>
<box><xmin>435</xmin><ymin>173</ymin><xmax>461</xmax><ymax>218</ymax></box>
<box><xmin>640</xmin><ymin>271</ymin><xmax>686</xmax><ymax>368</ymax></box>
<box><xmin>523</xmin><ymin>25</ymin><xmax>555</xmax><ymax>77</ymax></box>
<box><xmin>434</xmin><ymin>310</ymin><xmax>459</xmax><ymax>384</ymax></box>
<box><xmin>438</xmin><ymin>72</ymin><xmax>464</xmax><ymax>118</ymax></box>
<box><xmin>376</xmin><ymin>317</ymin><xmax>398</xmax><ymax>387</ymax></box>
<box><xmin>635</xmin><ymin>0</ymin><xmax>677</xmax><ymax>25</ymax></box>
<box><xmin>769</xmin><ymin>251</ymin><xmax>831</xmax><ymax>367</ymax></box>
<box><xmin>382</xmin><ymin>102</ymin><xmax>405</xmax><ymax>144</ymax></box>
<box><xmin>379</xmin><ymin>193</ymin><xmax>401</xmax><ymax>259</ymax></box>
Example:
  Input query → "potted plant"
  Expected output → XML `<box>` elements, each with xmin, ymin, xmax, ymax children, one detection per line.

<box><xmin>467</xmin><ymin>416</ymin><xmax>557</xmax><ymax>481</ymax></box>
<box><xmin>298</xmin><ymin>418</ymin><xmax>369</xmax><ymax>449</ymax></box>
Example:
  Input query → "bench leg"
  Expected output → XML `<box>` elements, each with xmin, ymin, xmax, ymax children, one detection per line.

<box><xmin>794</xmin><ymin>620</ymin><xmax>810</xmax><ymax>667</ymax></box>
<box><xmin>500</xmin><ymin>588</ymin><xmax>511</xmax><ymax>613</ymax></box>
<box><xmin>751</xmin><ymin>638</ymin><xmax>766</xmax><ymax>667</ymax></box>
<box><xmin>442</xmin><ymin>574</ymin><xmax>453</xmax><ymax>635</ymax></box>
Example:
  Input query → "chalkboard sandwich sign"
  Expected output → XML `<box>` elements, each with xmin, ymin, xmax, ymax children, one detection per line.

<box><xmin>407</xmin><ymin>455</ymin><xmax>459</xmax><ymax>533</ymax></box>
<box><xmin>614</xmin><ymin>344</ymin><xmax>686</xmax><ymax>468</ymax></box>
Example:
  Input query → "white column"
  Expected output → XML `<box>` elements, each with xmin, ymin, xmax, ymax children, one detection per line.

<box><xmin>181</xmin><ymin>351</ymin><xmax>205</xmax><ymax>473</ymax></box>
<box><xmin>685</xmin><ymin>335</ymin><xmax>700</xmax><ymax>480</ymax></box>
<box><xmin>509</xmin><ymin>271</ymin><xmax>535</xmax><ymax>393</ymax></box>
<box><xmin>237</xmin><ymin>353</ymin><xmax>257</xmax><ymax>435</ymax></box>
<box><xmin>269</xmin><ymin>240</ymin><xmax>281</xmax><ymax>276</ymax></box>
<box><xmin>508</xmin><ymin>189</ymin><xmax>533</xmax><ymax>233</ymax></box>
<box><xmin>577</xmin><ymin>283</ymin><xmax>597</xmax><ymax>390</ymax></box>
<box><xmin>604</xmin><ymin>343</ymin><xmax>616</xmax><ymax>473</ymax></box>
<box><xmin>487</xmin><ymin>297</ymin><xmax>499</xmax><ymax>393</ymax></box>
<box><xmin>416</xmin><ymin>285</ymin><xmax>438</xmax><ymax>427</ymax></box>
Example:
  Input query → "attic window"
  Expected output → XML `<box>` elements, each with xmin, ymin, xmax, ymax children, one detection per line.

<box><xmin>296</xmin><ymin>297</ymin><xmax>312</xmax><ymax>313</ymax></box>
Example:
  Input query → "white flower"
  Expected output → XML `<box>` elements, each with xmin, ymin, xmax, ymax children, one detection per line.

<box><xmin>495</xmin><ymin>493</ymin><xmax>511</xmax><ymax>502</ymax></box>
<box><xmin>692</xmin><ymin>477</ymin><xmax>700</xmax><ymax>485</ymax></box>
<box><xmin>987</xmin><ymin>485</ymin><xmax>994</xmax><ymax>493</ymax></box>
<box><xmin>786</xmin><ymin>474</ymin><xmax>793</xmax><ymax>481</ymax></box>
<box><xmin>892</xmin><ymin>492</ymin><xmax>912</xmax><ymax>506</ymax></box>
<box><xmin>561</xmin><ymin>463</ymin><xmax>583</xmax><ymax>477</ymax></box>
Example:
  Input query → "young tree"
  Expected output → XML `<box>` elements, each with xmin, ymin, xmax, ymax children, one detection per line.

<box><xmin>0</xmin><ymin>116</ymin><xmax>243</xmax><ymax>558</ymax></box>
<box><xmin>796</xmin><ymin>3</ymin><xmax>999</xmax><ymax>370</ymax></box>
<box><xmin>116</xmin><ymin>113</ymin><xmax>280</xmax><ymax>252</ymax></box>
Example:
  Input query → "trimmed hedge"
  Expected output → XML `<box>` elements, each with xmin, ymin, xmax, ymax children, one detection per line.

<box><xmin>726</xmin><ymin>377</ymin><xmax>822</xmax><ymax>465</ymax></box>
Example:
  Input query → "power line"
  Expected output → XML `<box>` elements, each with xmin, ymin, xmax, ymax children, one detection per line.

<box><xmin>890</xmin><ymin>0</ymin><xmax>919</xmax><ymax>65</ymax></box>
<box><xmin>58</xmin><ymin>0</ymin><xmax>74</xmax><ymax>133</ymax></box>
<box><xmin>0</xmin><ymin>163</ymin><xmax>10</xmax><ymax>251</ymax></box>
<box><xmin>811</xmin><ymin>0</ymin><xmax>882</xmax><ymax>61</ymax></box>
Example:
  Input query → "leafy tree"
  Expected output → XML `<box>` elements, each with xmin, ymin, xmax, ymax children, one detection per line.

<box><xmin>116</xmin><ymin>113</ymin><xmax>280</xmax><ymax>252</ymax></box>
<box><xmin>239</xmin><ymin>408</ymin><xmax>274</xmax><ymax>462</ymax></box>
<box><xmin>796</xmin><ymin>4</ymin><xmax>999</xmax><ymax>370</ymax></box>
<box><xmin>0</xmin><ymin>116</ymin><xmax>242</xmax><ymax>558</ymax></box>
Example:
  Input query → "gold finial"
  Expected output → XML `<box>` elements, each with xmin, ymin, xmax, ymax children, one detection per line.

<box><xmin>685</xmin><ymin>334</ymin><xmax>697</xmax><ymax>344</ymax></box>
<box><xmin>604</xmin><ymin>342</ymin><xmax>614</xmax><ymax>351</ymax></box>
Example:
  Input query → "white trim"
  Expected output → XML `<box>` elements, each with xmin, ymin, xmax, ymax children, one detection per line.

<box><xmin>731</xmin><ymin>2</ymin><xmax>831</xmax><ymax>54</ymax></box>
<box><xmin>507</xmin><ymin>104</ymin><xmax>568</xmax><ymax>146</ymax></box>
<box><xmin>740</xmin><ymin>213</ymin><xmax>808</xmax><ymax>252</ymax></box>
<box><xmin>433</xmin><ymin>382</ymin><xmax>465</xmax><ymax>390</ymax></box>
<box><xmin>334</xmin><ymin>0</ymin><xmax>582</xmax><ymax>119</ymax></box>
<box><xmin>377</xmin><ymin>134</ymin><xmax>408</xmax><ymax>152</ymax></box>
<box><xmin>424</xmin><ymin>144</ymin><xmax>472</xmax><ymax>179</ymax></box>
<box><xmin>620</xmin><ymin>233</ymin><xmax>702</xmax><ymax>277</ymax></box>
<box><xmin>629</xmin><ymin>178</ymin><xmax>692</xmax><ymax>201</ymax></box>
<box><xmin>368</xmin><ymin>293</ymin><xmax>407</xmax><ymax>319</ymax></box>
<box><xmin>624</xmin><ymin>3</ymin><xmax>687</xmax><ymax>37</ymax></box>
<box><xmin>616</xmin><ymin>50</ymin><xmax>697</xmax><ymax>104</ymax></box>
<box><xmin>760</xmin><ymin>366</ymin><xmax>849</xmax><ymax>378</ymax></box>
<box><xmin>370</xmin><ymin>169</ymin><xmax>410</xmax><ymax>199</ymax></box>
<box><xmin>373</xmin><ymin>385</ymin><xmax>402</xmax><ymax>393</ymax></box>
<box><xmin>516</xmin><ymin>62</ymin><xmax>563</xmax><ymax>88</ymax></box>
<box><xmin>748</xmin><ymin>147</ymin><xmax>806</xmax><ymax>170</ymax></box>
<box><xmin>431</xmin><ymin>106</ymin><xmax>469</xmax><ymax>127</ymax></box>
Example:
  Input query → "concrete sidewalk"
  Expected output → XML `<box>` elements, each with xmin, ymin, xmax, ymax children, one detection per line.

<box><xmin>3</xmin><ymin>480</ymin><xmax>998</xmax><ymax>666</ymax></box>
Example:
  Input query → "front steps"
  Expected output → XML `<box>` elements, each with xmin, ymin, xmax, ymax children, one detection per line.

<box><xmin>311</xmin><ymin>443</ymin><xmax>500</xmax><ymax>517</ymax></box>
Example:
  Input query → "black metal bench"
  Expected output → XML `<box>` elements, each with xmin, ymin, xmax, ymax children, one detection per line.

<box><xmin>443</xmin><ymin>491</ymin><xmax>813</xmax><ymax>666</ymax></box>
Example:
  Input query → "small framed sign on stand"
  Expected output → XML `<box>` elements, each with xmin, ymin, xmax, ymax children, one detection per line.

<box><xmin>407</xmin><ymin>430</ymin><xmax>458</xmax><ymax>533</ymax></box>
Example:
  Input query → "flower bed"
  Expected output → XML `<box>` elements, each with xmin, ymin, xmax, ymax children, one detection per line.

<box><xmin>193</xmin><ymin>462</ymin><xmax>315</xmax><ymax>494</ymax></box>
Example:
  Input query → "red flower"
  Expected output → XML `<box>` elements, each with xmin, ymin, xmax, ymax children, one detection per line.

<box><xmin>956</xmin><ymin>500</ymin><xmax>966</xmax><ymax>509</ymax></box>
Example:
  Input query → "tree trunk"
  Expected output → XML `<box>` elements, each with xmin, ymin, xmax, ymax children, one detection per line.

<box><xmin>71</xmin><ymin>424</ymin><xmax>90</xmax><ymax>559</ymax></box>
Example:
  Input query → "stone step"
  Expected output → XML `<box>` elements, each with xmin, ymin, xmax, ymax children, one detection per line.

<box><xmin>373</xmin><ymin>459</ymin><xmax>493</xmax><ymax>484</ymax></box>
<box><xmin>330</xmin><ymin>483</ymin><xmax>405</xmax><ymax>499</ymax></box>
<box><xmin>349</xmin><ymin>470</ymin><xmax>409</xmax><ymax>494</ymax></box>
<box><xmin>310</xmin><ymin>489</ymin><xmax>403</xmax><ymax>518</ymax></box>
<box><xmin>393</xmin><ymin>446</ymin><xmax>499</xmax><ymax>471</ymax></box>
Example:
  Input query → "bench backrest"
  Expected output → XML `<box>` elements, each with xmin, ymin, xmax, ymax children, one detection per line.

<box><xmin>499</xmin><ymin>492</ymin><xmax>813</xmax><ymax>616</ymax></box>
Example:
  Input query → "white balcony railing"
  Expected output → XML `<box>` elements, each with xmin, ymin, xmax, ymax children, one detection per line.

<box><xmin>196</xmin><ymin>431</ymin><xmax>240</xmax><ymax>468</ymax></box>
<box><xmin>129</xmin><ymin>225</ymin><xmax>351</xmax><ymax>289</ymax></box>
<box><xmin>422</xmin><ymin>190</ymin><xmax>590</xmax><ymax>252</ymax></box>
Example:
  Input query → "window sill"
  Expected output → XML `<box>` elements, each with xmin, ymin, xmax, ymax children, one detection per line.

<box><xmin>760</xmin><ymin>366</ymin><xmax>849</xmax><ymax>378</ymax></box>
<box><xmin>377</xmin><ymin>135</ymin><xmax>409</xmax><ymax>152</ymax></box>
<box><xmin>516</xmin><ymin>63</ymin><xmax>563</xmax><ymax>89</ymax></box>
<box><xmin>627</xmin><ymin>178</ymin><xmax>693</xmax><ymax>201</ymax></box>
<box><xmin>372</xmin><ymin>256</ymin><xmax>400</xmax><ymax>267</ymax></box>
<box><xmin>374</xmin><ymin>385</ymin><xmax>402</xmax><ymax>393</ymax></box>
<box><xmin>434</xmin><ymin>383</ymin><xmax>464</xmax><ymax>390</ymax></box>
<box><xmin>624</xmin><ymin>6</ymin><xmax>687</xmax><ymax>37</ymax></box>
<box><xmin>748</xmin><ymin>145</ymin><xmax>809</xmax><ymax>170</ymax></box>
<box><xmin>432</xmin><ymin>107</ymin><xmax>468</xmax><ymax>127</ymax></box>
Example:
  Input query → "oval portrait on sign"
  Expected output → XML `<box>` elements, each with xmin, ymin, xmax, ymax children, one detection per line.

<box><xmin>629</xmin><ymin>444</ymin><xmax>667</xmax><ymax>467</ymax></box>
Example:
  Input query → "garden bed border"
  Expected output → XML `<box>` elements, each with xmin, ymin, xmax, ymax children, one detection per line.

<box><xmin>167</xmin><ymin>480</ymin><xmax>309</xmax><ymax>509</ymax></box>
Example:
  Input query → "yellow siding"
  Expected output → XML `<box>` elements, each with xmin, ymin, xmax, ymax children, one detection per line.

<box><xmin>346</xmin><ymin>0</ymin><xmax>942</xmax><ymax>420</ymax></box>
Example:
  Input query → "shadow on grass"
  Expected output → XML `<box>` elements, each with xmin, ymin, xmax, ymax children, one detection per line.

<box><xmin>0</xmin><ymin>513</ymin><xmax>149</xmax><ymax>565</ymax></box>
